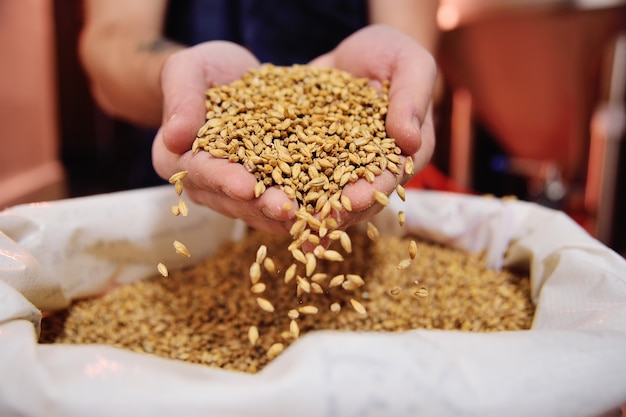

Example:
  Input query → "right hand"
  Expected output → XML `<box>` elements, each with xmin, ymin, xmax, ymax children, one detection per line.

<box><xmin>152</xmin><ymin>41</ymin><xmax>300</xmax><ymax>233</ymax></box>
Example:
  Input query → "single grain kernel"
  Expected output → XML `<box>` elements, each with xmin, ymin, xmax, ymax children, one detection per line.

<box><xmin>340</xmin><ymin>231</ymin><xmax>352</xmax><ymax>254</ymax></box>
<box><xmin>313</xmin><ymin>245</ymin><xmax>326</xmax><ymax>258</ymax></box>
<box><xmin>250</xmin><ymin>283</ymin><xmax>266</xmax><ymax>294</ymax></box>
<box><xmin>173</xmin><ymin>240</ymin><xmax>191</xmax><ymax>258</ymax></box>
<box><xmin>409</xmin><ymin>240</ymin><xmax>418</xmax><ymax>259</ymax></box>
<box><xmin>397</xmin><ymin>259</ymin><xmax>412</xmax><ymax>270</ymax></box>
<box><xmin>168</xmin><ymin>170</ymin><xmax>188</xmax><ymax>184</ymax></box>
<box><xmin>310</xmin><ymin>282</ymin><xmax>324</xmax><ymax>294</ymax></box>
<box><xmin>366</xmin><ymin>222</ymin><xmax>380</xmax><ymax>241</ymax></box>
<box><xmin>248</xmin><ymin>325</ymin><xmax>260</xmax><ymax>346</ymax></box>
<box><xmin>342</xmin><ymin>280</ymin><xmax>360</xmax><ymax>291</ymax></box>
<box><xmin>388</xmin><ymin>286</ymin><xmax>402</xmax><ymax>296</ymax></box>
<box><xmin>398</xmin><ymin>211</ymin><xmax>406</xmax><ymax>227</ymax></box>
<box><xmin>346</xmin><ymin>274</ymin><xmax>365</xmax><ymax>287</ymax></box>
<box><xmin>341</xmin><ymin>195</ymin><xmax>353</xmax><ymax>212</ymax></box>
<box><xmin>178</xmin><ymin>199</ymin><xmax>189</xmax><ymax>217</ymax></box>
<box><xmin>373</xmin><ymin>190</ymin><xmax>390</xmax><ymax>206</ymax></box>
<box><xmin>305</xmin><ymin>252</ymin><xmax>316</xmax><ymax>277</ymax></box>
<box><xmin>256</xmin><ymin>297</ymin><xmax>275</xmax><ymax>313</ymax></box>
<box><xmin>249</xmin><ymin>262</ymin><xmax>262</xmax><ymax>284</ymax></box>
<box><xmin>396</xmin><ymin>184</ymin><xmax>406</xmax><ymax>201</ymax></box>
<box><xmin>404</xmin><ymin>156</ymin><xmax>414</xmax><ymax>175</ymax></box>
<box><xmin>175</xmin><ymin>180</ymin><xmax>184</xmax><ymax>196</ymax></box>
<box><xmin>254</xmin><ymin>181</ymin><xmax>266</xmax><ymax>198</ymax></box>
<box><xmin>284</xmin><ymin>263</ymin><xmax>297</xmax><ymax>284</ymax></box>
<box><xmin>327</xmin><ymin>230</ymin><xmax>343</xmax><ymax>241</ymax></box>
<box><xmin>263</xmin><ymin>257</ymin><xmax>276</xmax><ymax>274</ymax></box>
<box><xmin>350</xmin><ymin>298</ymin><xmax>367</xmax><ymax>315</ymax></box>
<box><xmin>413</xmin><ymin>286</ymin><xmax>429</xmax><ymax>298</ymax></box>
<box><xmin>310</xmin><ymin>273</ymin><xmax>328</xmax><ymax>283</ymax></box>
<box><xmin>157</xmin><ymin>263</ymin><xmax>168</xmax><ymax>277</ymax></box>
<box><xmin>296</xmin><ymin>276</ymin><xmax>311</xmax><ymax>294</ymax></box>
<box><xmin>322</xmin><ymin>250</ymin><xmax>344</xmax><ymax>262</ymax></box>
<box><xmin>290</xmin><ymin>320</ymin><xmax>300</xmax><ymax>338</ymax></box>
<box><xmin>289</xmin><ymin>219</ymin><xmax>307</xmax><ymax>237</ymax></box>
<box><xmin>298</xmin><ymin>305</ymin><xmax>319</xmax><ymax>315</ymax></box>
<box><xmin>267</xmin><ymin>343</ymin><xmax>284</xmax><ymax>359</ymax></box>
<box><xmin>291</xmin><ymin>248</ymin><xmax>307</xmax><ymax>264</ymax></box>
<box><xmin>256</xmin><ymin>245</ymin><xmax>267</xmax><ymax>264</ymax></box>
<box><xmin>307</xmin><ymin>234</ymin><xmax>320</xmax><ymax>245</ymax></box>
<box><xmin>329</xmin><ymin>274</ymin><xmax>345</xmax><ymax>288</ymax></box>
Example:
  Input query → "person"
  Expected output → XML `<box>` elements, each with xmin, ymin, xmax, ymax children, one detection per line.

<box><xmin>78</xmin><ymin>0</ymin><xmax>439</xmax><ymax>234</ymax></box>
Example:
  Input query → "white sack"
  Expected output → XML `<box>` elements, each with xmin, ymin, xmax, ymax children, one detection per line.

<box><xmin>0</xmin><ymin>186</ymin><xmax>625</xmax><ymax>417</ymax></box>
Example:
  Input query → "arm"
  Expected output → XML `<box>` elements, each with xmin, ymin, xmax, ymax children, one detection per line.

<box><xmin>368</xmin><ymin>0</ymin><xmax>440</xmax><ymax>54</ymax></box>
<box><xmin>78</xmin><ymin>0</ymin><xmax>185</xmax><ymax>127</ymax></box>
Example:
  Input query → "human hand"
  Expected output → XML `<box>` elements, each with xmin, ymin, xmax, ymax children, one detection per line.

<box><xmin>308</xmin><ymin>24</ymin><xmax>437</xmax><ymax>225</ymax></box>
<box><xmin>152</xmin><ymin>41</ymin><xmax>301</xmax><ymax>233</ymax></box>
<box><xmin>153</xmin><ymin>25</ymin><xmax>437</xmax><ymax>236</ymax></box>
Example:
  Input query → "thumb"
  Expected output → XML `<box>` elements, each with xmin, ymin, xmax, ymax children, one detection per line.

<box><xmin>160</xmin><ymin>51</ymin><xmax>208</xmax><ymax>155</ymax></box>
<box><xmin>384</xmin><ymin>46</ymin><xmax>437</xmax><ymax>156</ymax></box>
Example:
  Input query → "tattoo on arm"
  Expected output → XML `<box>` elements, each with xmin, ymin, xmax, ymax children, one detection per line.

<box><xmin>138</xmin><ymin>37</ymin><xmax>180</xmax><ymax>54</ymax></box>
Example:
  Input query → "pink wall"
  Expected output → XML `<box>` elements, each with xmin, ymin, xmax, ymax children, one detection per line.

<box><xmin>0</xmin><ymin>0</ymin><xmax>66</xmax><ymax>207</ymax></box>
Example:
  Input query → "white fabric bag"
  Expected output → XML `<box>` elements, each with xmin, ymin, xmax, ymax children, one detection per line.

<box><xmin>1</xmin><ymin>186</ymin><xmax>625</xmax><ymax>417</ymax></box>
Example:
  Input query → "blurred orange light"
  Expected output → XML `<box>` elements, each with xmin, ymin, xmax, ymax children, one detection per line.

<box><xmin>437</xmin><ymin>3</ymin><xmax>460</xmax><ymax>30</ymax></box>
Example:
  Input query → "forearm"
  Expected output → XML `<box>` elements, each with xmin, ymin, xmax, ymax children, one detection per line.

<box><xmin>78</xmin><ymin>0</ymin><xmax>185</xmax><ymax>127</ymax></box>
<box><xmin>368</xmin><ymin>0</ymin><xmax>440</xmax><ymax>54</ymax></box>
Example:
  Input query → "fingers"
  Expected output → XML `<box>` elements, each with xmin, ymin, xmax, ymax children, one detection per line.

<box><xmin>177</xmin><ymin>151</ymin><xmax>257</xmax><ymax>200</ymax></box>
<box><xmin>184</xmin><ymin>184</ymin><xmax>296</xmax><ymax>235</ymax></box>
<box><xmin>385</xmin><ymin>47</ymin><xmax>437</xmax><ymax>156</ymax></box>
<box><xmin>159</xmin><ymin>51</ymin><xmax>208</xmax><ymax>154</ymax></box>
<box><xmin>408</xmin><ymin>102</ymin><xmax>436</xmax><ymax>174</ymax></box>
<box><xmin>341</xmin><ymin>171</ymin><xmax>397</xmax><ymax>212</ymax></box>
<box><xmin>162</xmin><ymin>148</ymin><xmax>298</xmax><ymax>231</ymax></box>
<box><xmin>159</xmin><ymin>41</ymin><xmax>260</xmax><ymax>155</ymax></box>
<box><xmin>151</xmin><ymin>126</ymin><xmax>179</xmax><ymax>180</ymax></box>
<box><xmin>307</xmin><ymin>51</ymin><xmax>335</xmax><ymax>68</ymax></box>
<box><xmin>309</xmin><ymin>25</ymin><xmax>437</xmax><ymax>157</ymax></box>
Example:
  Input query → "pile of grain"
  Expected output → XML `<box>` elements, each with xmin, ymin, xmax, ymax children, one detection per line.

<box><xmin>40</xmin><ymin>228</ymin><xmax>534</xmax><ymax>374</ymax></box>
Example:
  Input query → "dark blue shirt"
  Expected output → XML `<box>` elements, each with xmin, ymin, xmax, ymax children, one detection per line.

<box><xmin>165</xmin><ymin>0</ymin><xmax>369</xmax><ymax>65</ymax></box>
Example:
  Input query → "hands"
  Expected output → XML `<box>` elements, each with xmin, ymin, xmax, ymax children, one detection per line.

<box><xmin>152</xmin><ymin>25</ymin><xmax>437</xmax><ymax>235</ymax></box>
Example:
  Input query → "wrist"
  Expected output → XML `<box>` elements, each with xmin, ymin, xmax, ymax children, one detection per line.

<box><xmin>138</xmin><ymin>37</ymin><xmax>187</xmax><ymax>126</ymax></box>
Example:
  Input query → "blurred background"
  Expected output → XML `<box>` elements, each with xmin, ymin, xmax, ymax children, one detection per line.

<box><xmin>0</xmin><ymin>0</ymin><xmax>624</xmax><ymax>254</ymax></box>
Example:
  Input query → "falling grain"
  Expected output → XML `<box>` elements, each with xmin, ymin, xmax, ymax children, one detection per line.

<box><xmin>173</xmin><ymin>240</ymin><xmax>190</xmax><ymax>258</ymax></box>
<box><xmin>350</xmin><ymin>298</ymin><xmax>367</xmax><ymax>315</ymax></box>
<box><xmin>249</xmin><ymin>262</ymin><xmax>261</xmax><ymax>284</ymax></box>
<box><xmin>366</xmin><ymin>222</ymin><xmax>380</xmax><ymax>241</ymax></box>
<box><xmin>396</xmin><ymin>184</ymin><xmax>406</xmax><ymax>201</ymax></box>
<box><xmin>409</xmin><ymin>240</ymin><xmax>418</xmax><ymax>259</ymax></box>
<box><xmin>168</xmin><ymin>171</ymin><xmax>188</xmax><ymax>184</ymax></box>
<box><xmin>373</xmin><ymin>190</ymin><xmax>390</xmax><ymax>207</ymax></box>
<box><xmin>156</xmin><ymin>263</ymin><xmax>168</xmax><ymax>278</ymax></box>
<box><xmin>256</xmin><ymin>245</ymin><xmax>267</xmax><ymax>264</ymax></box>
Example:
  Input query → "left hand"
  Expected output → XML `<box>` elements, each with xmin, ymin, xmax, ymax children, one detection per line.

<box><xmin>308</xmin><ymin>24</ymin><xmax>437</xmax><ymax>225</ymax></box>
